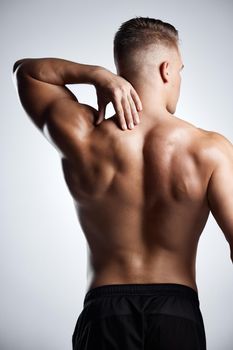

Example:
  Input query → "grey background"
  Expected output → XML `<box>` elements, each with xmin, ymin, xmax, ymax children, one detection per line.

<box><xmin>1</xmin><ymin>0</ymin><xmax>233</xmax><ymax>349</ymax></box>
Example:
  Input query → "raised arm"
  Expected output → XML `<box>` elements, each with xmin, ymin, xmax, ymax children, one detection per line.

<box><xmin>13</xmin><ymin>57</ymin><xmax>142</xmax><ymax>163</ymax></box>
<box><xmin>207</xmin><ymin>131</ymin><xmax>233</xmax><ymax>262</ymax></box>
<box><xmin>13</xmin><ymin>57</ymin><xmax>142</xmax><ymax>132</ymax></box>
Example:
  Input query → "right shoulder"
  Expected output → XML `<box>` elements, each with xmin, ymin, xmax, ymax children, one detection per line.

<box><xmin>197</xmin><ymin>128</ymin><xmax>233</xmax><ymax>171</ymax></box>
<box><xmin>201</xmin><ymin>128</ymin><xmax>233</xmax><ymax>154</ymax></box>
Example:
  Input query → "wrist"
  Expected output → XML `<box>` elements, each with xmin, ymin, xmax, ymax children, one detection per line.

<box><xmin>90</xmin><ymin>65</ymin><xmax>112</xmax><ymax>87</ymax></box>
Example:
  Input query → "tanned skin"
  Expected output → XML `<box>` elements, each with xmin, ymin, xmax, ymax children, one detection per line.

<box><xmin>13</xmin><ymin>47</ymin><xmax>233</xmax><ymax>294</ymax></box>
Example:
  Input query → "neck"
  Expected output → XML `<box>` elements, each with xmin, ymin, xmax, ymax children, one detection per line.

<box><xmin>117</xmin><ymin>68</ymin><xmax>170</xmax><ymax>116</ymax></box>
<box><xmin>129</xmin><ymin>79</ymin><xmax>169</xmax><ymax>119</ymax></box>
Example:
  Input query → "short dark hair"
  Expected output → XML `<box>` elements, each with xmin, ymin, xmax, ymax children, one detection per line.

<box><xmin>113</xmin><ymin>16</ymin><xmax>179</xmax><ymax>64</ymax></box>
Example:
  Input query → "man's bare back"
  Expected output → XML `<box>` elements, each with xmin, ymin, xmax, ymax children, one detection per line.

<box><xmin>62</xmin><ymin>112</ymin><xmax>214</xmax><ymax>294</ymax></box>
<box><xmin>13</xmin><ymin>56</ymin><xmax>233</xmax><ymax>300</ymax></box>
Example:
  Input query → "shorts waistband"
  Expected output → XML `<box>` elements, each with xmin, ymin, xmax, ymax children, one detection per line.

<box><xmin>84</xmin><ymin>283</ymin><xmax>199</xmax><ymax>306</ymax></box>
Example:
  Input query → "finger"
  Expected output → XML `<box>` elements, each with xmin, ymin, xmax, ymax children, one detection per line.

<box><xmin>112</xmin><ymin>98</ymin><xmax>127</xmax><ymax>130</ymax></box>
<box><xmin>127</xmin><ymin>95</ymin><xmax>140</xmax><ymax>125</ymax></box>
<box><xmin>130</xmin><ymin>88</ymin><xmax>143</xmax><ymax>111</ymax></box>
<box><xmin>121</xmin><ymin>95</ymin><xmax>135</xmax><ymax>129</ymax></box>
<box><xmin>96</xmin><ymin>104</ymin><xmax>106</xmax><ymax>125</ymax></box>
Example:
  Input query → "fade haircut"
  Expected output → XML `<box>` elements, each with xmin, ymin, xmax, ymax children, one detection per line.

<box><xmin>113</xmin><ymin>16</ymin><xmax>180</xmax><ymax>72</ymax></box>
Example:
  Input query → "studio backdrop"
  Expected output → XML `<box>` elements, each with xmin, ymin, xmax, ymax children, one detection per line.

<box><xmin>1</xmin><ymin>0</ymin><xmax>233</xmax><ymax>349</ymax></box>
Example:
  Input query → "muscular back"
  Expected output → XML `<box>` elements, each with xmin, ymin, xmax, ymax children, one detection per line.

<box><xmin>13</xmin><ymin>58</ymin><xmax>233</xmax><ymax>294</ymax></box>
<box><xmin>61</xmin><ymin>114</ymin><xmax>216</xmax><ymax>293</ymax></box>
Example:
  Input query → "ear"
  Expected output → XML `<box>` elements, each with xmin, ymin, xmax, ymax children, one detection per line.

<box><xmin>159</xmin><ymin>61</ymin><xmax>170</xmax><ymax>83</ymax></box>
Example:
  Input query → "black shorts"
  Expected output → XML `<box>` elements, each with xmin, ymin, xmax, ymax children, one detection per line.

<box><xmin>72</xmin><ymin>283</ymin><xmax>206</xmax><ymax>350</ymax></box>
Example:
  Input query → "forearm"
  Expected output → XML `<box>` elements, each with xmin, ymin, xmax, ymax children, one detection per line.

<box><xmin>13</xmin><ymin>56</ymin><xmax>142</xmax><ymax>130</ymax></box>
<box><xmin>13</xmin><ymin>57</ymin><xmax>101</xmax><ymax>86</ymax></box>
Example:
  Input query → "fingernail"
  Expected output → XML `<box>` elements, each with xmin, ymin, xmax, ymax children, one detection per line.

<box><xmin>122</xmin><ymin>124</ymin><xmax>127</xmax><ymax>130</ymax></box>
<box><xmin>129</xmin><ymin>123</ymin><xmax>134</xmax><ymax>129</ymax></box>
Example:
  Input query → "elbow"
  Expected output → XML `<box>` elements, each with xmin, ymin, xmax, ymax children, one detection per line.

<box><xmin>13</xmin><ymin>59</ymin><xmax>26</xmax><ymax>74</ymax></box>
<box><xmin>13</xmin><ymin>58</ymin><xmax>31</xmax><ymax>75</ymax></box>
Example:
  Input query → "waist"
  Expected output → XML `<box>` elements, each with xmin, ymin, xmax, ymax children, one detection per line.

<box><xmin>83</xmin><ymin>282</ymin><xmax>199</xmax><ymax>307</ymax></box>
<box><xmin>87</xmin><ymin>255</ymin><xmax>197</xmax><ymax>292</ymax></box>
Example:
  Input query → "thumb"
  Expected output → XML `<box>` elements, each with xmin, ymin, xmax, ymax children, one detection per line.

<box><xmin>96</xmin><ymin>104</ymin><xmax>106</xmax><ymax>125</ymax></box>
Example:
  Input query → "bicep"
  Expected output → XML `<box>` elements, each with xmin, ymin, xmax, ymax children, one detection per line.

<box><xmin>207</xmin><ymin>132</ymin><xmax>233</xmax><ymax>249</ymax></box>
